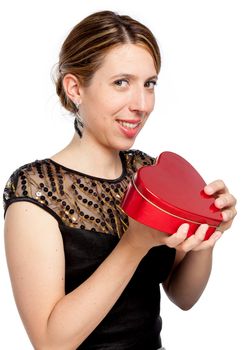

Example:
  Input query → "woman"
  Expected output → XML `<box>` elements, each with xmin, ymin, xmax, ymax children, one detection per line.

<box><xmin>3</xmin><ymin>11</ymin><xmax>236</xmax><ymax>350</ymax></box>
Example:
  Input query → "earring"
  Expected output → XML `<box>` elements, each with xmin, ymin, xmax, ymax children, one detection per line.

<box><xmin>76</xmin><ymin>114</ymin><xmax>84</xmax><ymax>128</ymax></box>
<box><xmin>73</xmin><ymin>100</ymin><xmax>83</xmax><ymax>132</ymax></box>
<box><xmin>74</xmin><ymin>101</ymin><xmax>80</xmax><ymax>111</ymax></box>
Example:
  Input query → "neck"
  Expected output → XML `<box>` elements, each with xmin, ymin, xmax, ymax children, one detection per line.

<box><xmin>51</xmin><ymin>133</ymin><xmax>123</xmax><ymax>180</ymax></box>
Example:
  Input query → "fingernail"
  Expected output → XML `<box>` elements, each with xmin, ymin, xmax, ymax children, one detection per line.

<box><xmin>200</xmin><ymin>224</ymin><xmax>209</xmax><ymax>238</ymax></box>
<box><xmin>205</xmin><ymin>185</ymin><xmax>213</xmax><ymax>194</ymax></box>
<box><xmin>216</xmin><ymin>199</ymin><xmax>223</xmax><ymax>207</ymax></box>
<box><xmin>182</xmin><ymin>223</ymin><xmax>190</xmax><ymax>233</ymax></box>
<box><xmin>213</xmin><ymin>231</ymin><xmax>222</xmax><ymax>240</ymax></box>
<box><xmin>222</xmin><ymin>212</ymin><xmax>228</xmax><ymax>221</ymax></box>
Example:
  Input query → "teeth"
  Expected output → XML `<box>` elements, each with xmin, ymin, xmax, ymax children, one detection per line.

<box><xmin>118</xmin><ymin>121</ymin><xmax>139</xmax><ymax>129</ymax></box>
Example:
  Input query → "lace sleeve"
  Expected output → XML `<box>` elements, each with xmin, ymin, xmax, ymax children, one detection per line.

<box><xmin>3</xmin><ymin>168</ymin><xmax>20</xmax><ymax>214</ymax></box>
<box><xmin>3</xmin><ymin>163</ymin><xmax>63</xmax><ymax>224</ymax></box>
<box><xmin>128</xmin><ymin>149</ymin><xmax>156</xmax><ymax>172</ymax></box>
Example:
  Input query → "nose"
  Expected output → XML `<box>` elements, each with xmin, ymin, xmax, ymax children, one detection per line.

<box><xmin>128</xmin><ymin>87</ymin><xmax>152</xmax><ymax>115</ymax></box>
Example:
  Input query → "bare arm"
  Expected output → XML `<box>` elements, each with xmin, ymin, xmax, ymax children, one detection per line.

<box><xmin>162</xmin><ymin>236</ymin><xmax>215</xmax><ymax>310</ymax></box>
<box><xmin>4</xmin><ymin>202</ymin><xmax>149</xmax><ymax>350</ymax></box>
<box><xmin>163</xmin><ymin>180</ymin><xmax>237</xmax><ymax>310</ymax></box>
<box><xmin>4</xmin><ymin>180</ymin><xmax>236</xmax><ymax>348</ymax></box>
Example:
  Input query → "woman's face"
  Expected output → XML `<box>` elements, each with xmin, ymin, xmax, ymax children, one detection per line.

<box><xmin>79</xmin><ymin>44</ymin><xmax>158</xmax><ymax>151</ymax></box>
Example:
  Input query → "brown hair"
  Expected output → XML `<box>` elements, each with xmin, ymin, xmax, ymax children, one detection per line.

<box><xmin>53</xmin><ymin>10</ymin><xmax>161</xmax><ymax>136</ymax></box>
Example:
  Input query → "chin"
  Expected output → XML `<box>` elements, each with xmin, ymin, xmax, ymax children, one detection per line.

<box><xmin>111</xmin><ymin>139</ymin><xmax>136</xmax><ymax>152</ymax></box>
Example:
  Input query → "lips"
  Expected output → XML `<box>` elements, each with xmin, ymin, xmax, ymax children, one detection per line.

<box><xmin>116</xmin><ymin>118</ymin><xmax>142</xmax><ymax>130</ymax></box>
<box><xmin>116</xmin><ymin>119</ymin><xmax>142</xmax><ymax>138</ymax></box>
<box><xmin>116</xmin><ymin>118</ymin><xmax>142</xmax><ymax>124</ymax></box>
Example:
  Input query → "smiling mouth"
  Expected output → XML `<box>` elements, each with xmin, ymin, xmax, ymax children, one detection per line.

<box><xmin>117</xmin><ymin>120</ymin><xmax>141</xmax><ymax>129</ymax></box>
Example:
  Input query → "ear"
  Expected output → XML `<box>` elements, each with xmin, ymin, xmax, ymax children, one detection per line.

<box><xmin>62</xmin><ymin>74</ymin><xmax>83</xmax><ymax>104</ymax></box>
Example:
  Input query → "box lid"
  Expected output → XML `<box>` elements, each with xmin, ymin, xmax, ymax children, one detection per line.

<box><xmin>133</xmin><ymin>152</ymin><xmax>222</xmax><ymax>227</ymax></box>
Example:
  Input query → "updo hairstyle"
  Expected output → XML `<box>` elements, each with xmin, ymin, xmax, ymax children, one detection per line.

<box><xmin>54</xmin><ymin>10</ymin><xmax>161</xmax><ymax>137</ymax></box>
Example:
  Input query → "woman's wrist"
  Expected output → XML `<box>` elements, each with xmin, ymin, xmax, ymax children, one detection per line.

<box><xmin>120</xmin><ymin>228</ymin><xmax>150</xmax><ymax>261</ymax></box>
<box><xmin>189</xmin><ymin>245</ymin><xmax>214</xmax><ymax>257</ymax></box>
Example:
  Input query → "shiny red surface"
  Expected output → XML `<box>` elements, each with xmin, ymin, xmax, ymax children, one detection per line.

<box><xmin>121</xmin><ymin>152</ymin><xmax>223</xmax><ymax>240</ymax></box>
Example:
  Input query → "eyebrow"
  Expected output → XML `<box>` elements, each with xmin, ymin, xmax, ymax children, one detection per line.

<box><xmin>110</xmin><ymin>73</ymin><xmax>158</xmax><ymax>81</ymax></box>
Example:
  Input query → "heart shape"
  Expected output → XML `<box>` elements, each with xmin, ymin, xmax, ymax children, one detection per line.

<box><xmin>121</xmin><ymin>152</ymin><xmax>222</xmax><ymax>240</ymax></box>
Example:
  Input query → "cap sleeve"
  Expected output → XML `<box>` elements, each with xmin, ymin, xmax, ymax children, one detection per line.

<box><xmin>125</xmin><ymin>149</ymin><xmax>156</xmax><ymax>172</ymax></box>
<box><xmin>3</xmin><ymin>162</ymin><xmax>63</xmax><ymax>224</ymax></box>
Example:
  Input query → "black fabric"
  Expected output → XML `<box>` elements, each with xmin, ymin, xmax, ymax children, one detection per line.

<box><xmin>3</xmin><ymin>150</ymin><xmax>154</xmax><ymax>236</ymax></box>
<box><xmin>3</xmin><ymin>149</ymin><xmax>176</xmax><ymax>350</ymax></box>
<box><xmin>60</xmin><ymin>224</ymin><xmax>175</xmax><ymax>350</ymax></box>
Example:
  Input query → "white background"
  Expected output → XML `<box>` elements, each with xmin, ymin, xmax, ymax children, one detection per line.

<box><xmin>0</xmin><ymin>1</ymin><xmax>247</xmax><ymax>349</ymax></box>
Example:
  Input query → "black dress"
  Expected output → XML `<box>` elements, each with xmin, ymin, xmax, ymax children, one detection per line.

<box><xmin>3</xmin><ymin>149</ymin><xmax>175</xmax><ymax>350</ymax></box>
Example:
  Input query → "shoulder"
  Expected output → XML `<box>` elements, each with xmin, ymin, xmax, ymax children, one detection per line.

<box><xmin>3</xmin><ymin>159</ymin><xmax>63</xmax><ymax>224</ymax></box>
<box><xmin>3</xmin><ymin>159</ymin><xmax>43</xmax><ymax>202</ymax></box>
<box><xmin>122</xmin><ymin>149</ymin><xmax>156</xmax><ymax>172</ymax></box>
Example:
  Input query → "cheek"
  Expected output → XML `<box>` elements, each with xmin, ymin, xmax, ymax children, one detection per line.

<box><xmin>104</xmin><ymin>93</ymin><xmax>129</xmax><ymax>114</ymax></box>
<box><xmin>83</xmin><ymin>94</ymin><xmax>110</xmax><ymax>122</ymax></box>
<box><xmin>147</xmin><ymin>94</ymin><xmax>155</xmax><ymax>112</ymax></box>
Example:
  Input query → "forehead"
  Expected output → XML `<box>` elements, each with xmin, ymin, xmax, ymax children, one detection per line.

<box><xmin>97</xmin><ymin>44</ymin><xmax>157</xmax><ymax>78</ymax></box>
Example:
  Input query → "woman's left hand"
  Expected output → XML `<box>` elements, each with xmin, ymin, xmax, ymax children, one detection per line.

<box><xmin>163</xmin><ymin>179</ymin><xmax>237</xmax><ymax>308</ymax></box>
<box><xmin>170</xmin><ymin>179</ymin><xmax>237</xmax><ymax>253</ymax></box>
<box><xmin>204</xmin><ymin>179</ymin><xmax>237</xmax><ymax>233</ymax></box>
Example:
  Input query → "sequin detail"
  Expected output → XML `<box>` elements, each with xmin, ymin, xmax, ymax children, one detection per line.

<box><xmin>3</xmin><ymin>150</ymin><xmax>155</xmax><ymax>237</ymax></box>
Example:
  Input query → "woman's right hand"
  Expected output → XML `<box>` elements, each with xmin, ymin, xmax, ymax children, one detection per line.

<box><xmin>123</xmin><ymin>217</ymin><xmax>221</xmax><ymax>256</ymax></box>
<box><xmin>123</xmin><ymin>216</ymin><xmax>190</xmax><ymax>255</ymax></box>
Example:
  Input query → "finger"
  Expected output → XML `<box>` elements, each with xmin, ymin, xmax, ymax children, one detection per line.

<box><xmin>221</xmin><ymin>207</ymin><xmax>237</xmax><ymax>222</ymax></box>
<box><xmin>215</xmin><ymin>193</ymin><xmax>237</xmax><ymax>210</ymax></box>
<box><xmin>164</xmin><ymin>223</ymin><xmax>189</xmax><ymax>248</ymax></box>
<box><xmin>178</xmin><ymin>224</ymin><xmax>209</xmax><ymax>252</ymax></box>
<box><xmin>204</xmin><ymin>179</ymin><xmax>228</xmax><ymax>196</ymax></box>
<box><xmin>218</xmin><ymin>221</ymin><xmax>232</xmax><ymax>232</ymax></box>
<box><xmin>193</xmin><ymin>231</ymin><xmax>222</xmax><ymax>251</ymax></box>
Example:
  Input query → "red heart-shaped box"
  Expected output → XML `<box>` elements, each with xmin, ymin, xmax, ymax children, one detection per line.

<box><xmin>121</xmin><ymin>152</ymin><xmax>222</xmax><ymax>240</ymax></box>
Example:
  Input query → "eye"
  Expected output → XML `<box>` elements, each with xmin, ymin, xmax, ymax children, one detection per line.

<box><xmin>114</xmin><ymin>79</ymin><xmax>129</xmax><ymax>87</ymax></box>
<box><xmin>144</xmin><ymin>80</ymin><xmax>157</xmax><ymax>89</ymax></box>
